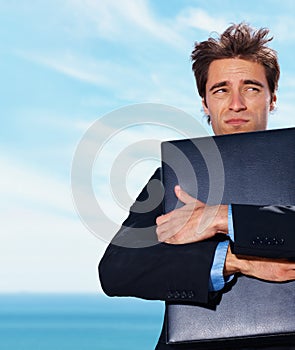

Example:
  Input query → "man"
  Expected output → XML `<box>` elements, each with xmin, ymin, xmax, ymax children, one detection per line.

<box><xmin>99</xmin><ymin>23</ymin><xmax>295</xmax><ymax>349</ymax></box>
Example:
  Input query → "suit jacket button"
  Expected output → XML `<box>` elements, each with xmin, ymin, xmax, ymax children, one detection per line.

<box><xmin>181</xmin><ymin>291</ymin><xmax>187</xmax><ymax>299</ymax></box>
<box><xmin>256</xmin><ymin>236</ymin><xmax>263</xmax><ymax>244</ymax></box>
<box><xmin>173</xmin><ymin>291</ymin><xmax>180</xmax><ymax>299</ymax></box>
<box><xmin>167</xmin><ymin>291</ymin><xmax>173</xmax><ymax>299</ymax></box>
<box><xmin>187</xmin><ymin>291</ymin><xmax>195</xmax><ymax>299</ymax></box>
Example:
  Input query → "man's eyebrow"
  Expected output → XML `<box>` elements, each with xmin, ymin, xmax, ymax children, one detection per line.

<box><xmin>209</xmin><ymin>79</ymin><xmax>265</xmax><ymax>92</ymax></box>
<box><xmin>243</xmin><ymin>79</ymin><xmax>264</xmax><ymax>87</ymax></box>
<box><xmin>209</xmin><ymin>81</ymin><xmax>229</xmax><ymax>92</ymax></box>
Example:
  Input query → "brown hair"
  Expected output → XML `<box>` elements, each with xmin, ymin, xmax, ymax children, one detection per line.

<box><xmin>191</xmin><ymin>23</ymin><xmax>280</xmax><ymax>121</ymax></box>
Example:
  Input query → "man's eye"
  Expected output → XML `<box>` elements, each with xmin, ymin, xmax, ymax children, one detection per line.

<box><xmin>213</xmin><ymin>88</ymin><xmax>227</xmax><ymax>94</ymax></box>
<box><xmin>246</xmin><ymin>86</ymin><xmax>260</xmax><ymax>92</ymax></box>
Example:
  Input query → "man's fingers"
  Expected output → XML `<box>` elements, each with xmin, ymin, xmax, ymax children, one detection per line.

<box><xmin>156</xmin><ymin>213</ymin><xmax>170</xmax><ymax>226</ymax></box>
<box><xmin>156</xmin><ymin>222</ymin><xmax>175</xmax><ymax>242</ymax></box>
<box><xmin>156</xmin><ymin>194</ymin><xmax>227</xmax><ymax>245</ymax></box>
<box><xmin>225</xmin><ymin>246</ymin><xmax>295</xmax><ymax>282</ymax></box>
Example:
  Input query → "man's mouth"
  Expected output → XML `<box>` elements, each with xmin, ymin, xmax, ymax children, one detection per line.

<box><xmin>225</xmin><ymin>118</ymin><xmax>249</xmax><ymax>126</ymax></box>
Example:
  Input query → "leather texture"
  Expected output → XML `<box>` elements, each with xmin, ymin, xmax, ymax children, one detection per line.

<box><xmin>167</xmin><ymin>276</ymin><xmax>295</xmax><ymax>346</ymax></box>
<box><xmin>161</xmin><ymin>127</ymin><xmax>295</xmax><ymax>346</ymax></box>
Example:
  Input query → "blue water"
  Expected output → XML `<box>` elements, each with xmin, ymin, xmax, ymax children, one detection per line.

<box><xmin>0</xmin><ymin>294</ymin><xmax>164</xmax><ymax>350</ymax></box>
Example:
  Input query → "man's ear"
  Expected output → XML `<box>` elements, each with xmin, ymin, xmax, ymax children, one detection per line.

<box><xmin>202</xmin><ymin>97</ymin><xmax>209</xmax><ymax>115</ymax></box>
<box><xmin>270</xmin><ymin>94</ymin><xmax>277</xmax><ymax>112</ymax></box>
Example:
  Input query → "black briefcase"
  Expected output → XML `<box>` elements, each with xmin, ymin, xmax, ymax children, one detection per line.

<box><xmin>161</xmin><ymin>127</ymin><xmax>295</xmax><ymax>347</ymax></box>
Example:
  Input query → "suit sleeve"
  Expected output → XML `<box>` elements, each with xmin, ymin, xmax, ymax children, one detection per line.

<box><xmin>231</xmin><ymin>204</ymin><xmax>295</xmax><ymax>259</ymax></box>
<box><xmin>98</xmin><ymin>168</ymin><xmax>220</xmax><ymax>304</ymax></box>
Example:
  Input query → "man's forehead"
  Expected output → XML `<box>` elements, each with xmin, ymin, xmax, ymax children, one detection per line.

<box><xmin>206</xmin><ymin>59</ymin><xmax>267</xmax><ymax>87</ymax></box>
<box><xmin>208</xmin><ymin>58</ymin><xmax>266</xmax><ymax>73</ymax></box>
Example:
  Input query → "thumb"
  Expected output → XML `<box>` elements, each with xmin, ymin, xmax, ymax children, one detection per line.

<box><xmin>175</xmin><ymin>185</ymin><xmax>205</xmax><ymax>206</ymax></box>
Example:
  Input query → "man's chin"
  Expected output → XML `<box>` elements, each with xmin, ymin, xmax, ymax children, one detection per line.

<box><xmin>212</xmin><ymin>123</ymin><xmax>264</xmax><ymax>136</ymax></box>
<box><xmin>221</xmin><ymin>123</ymin><xmax>254</xmax><ymax>135</ymax></box>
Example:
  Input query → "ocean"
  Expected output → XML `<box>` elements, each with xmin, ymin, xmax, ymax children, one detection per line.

<box><xmin>0</xmin><ymin>294</ymin><xmax>164</xmax><ymax>350</ymax></box>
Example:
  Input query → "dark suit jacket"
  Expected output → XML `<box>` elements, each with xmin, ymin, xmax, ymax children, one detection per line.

<box><xmin>99</xmin><ymin>168</ymin><xmax>295</xmax><ymax>349</ymax></box>
<box><xmin>231</xmin><ymin>204</ymin><xmax>295</xmax><ymax>259</ymax></box>
<box><xmin>99</xmin><ymin>168</ymin><xmax>220</xmax><ymax>304</ymax></box>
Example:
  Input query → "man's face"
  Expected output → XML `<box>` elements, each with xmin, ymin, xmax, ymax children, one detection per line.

<box><xmin>202</xmin><ymin>58</ymin><xmax>277</xmax><ymax>136</ymax></box>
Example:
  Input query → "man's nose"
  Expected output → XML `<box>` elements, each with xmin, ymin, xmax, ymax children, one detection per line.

<box><xmin>228</xmin><ymin>92</ymin><xmax>247</xmax><ymax>112</ymax></box>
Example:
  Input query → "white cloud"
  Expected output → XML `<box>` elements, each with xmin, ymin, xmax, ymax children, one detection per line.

<box><xmin>0</xmin><ymin>154</ymin><xmax>73</xmax><ymax>215</ymax></box>
<box><xmin>31</xmin><ymin>110</ymin><xmax>95</xmax><ymax>134</ymax></box>
<box><xmin>16</xmin><ymin>47</ymin><xmax>202</xmax><ymax>120</ymax></box>
<box><xmin>176</xmin><ymin>7</ymin><xmax>228</xmax><ymax>33</ymax></box>
<box><xmin>65</xmin><ymin>0</ymin><xmax>187</xmax><ymax>49</ymax></box>
<box><xmin>273</xmin><ymin>15</ymin><xmax>295</xmax><ymax>41</ymax></box>
<box><xmin>0</xmin><ymin>151</ymin><xmax>112</xmax><ymax>293</ymax></box>
<box><xmin>0</xmin><ymin>205</ymin><xmax>106</xmax><ymax>293</ymax></box>
<box><xmin>17</xmin><ymin>50</ymin><xmax>128</xmax><ymax>89</ymax></box>
<box><xmin>14</xmin><ymin>2</ymin><xmax>217</xmax><ymax>116</ymax></box>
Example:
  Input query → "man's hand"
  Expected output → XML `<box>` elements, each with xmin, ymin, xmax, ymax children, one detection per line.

<box><xmin>156</xmin><ymin>185</ymin><xmax>228</xmax><ymax>244</ymax></box>
<box><xmin>225</xmin><ymin>246</ymin><xmax>295</xmax><ymax>282</ymax></box>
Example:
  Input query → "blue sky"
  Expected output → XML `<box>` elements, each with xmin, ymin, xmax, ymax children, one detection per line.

<box><xmin>1</xmin><ymin>0</ymin><xmax>295</xmax><ymax>293</ymax></box>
